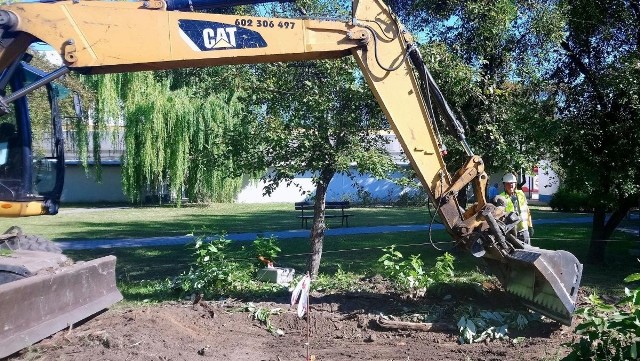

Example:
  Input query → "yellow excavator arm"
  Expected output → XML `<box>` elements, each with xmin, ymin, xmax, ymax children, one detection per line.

<box><xmin>0</xmin><ymin>0</ymin><xmax>458</xmax><ymax>227</ymax></box>
<box><xmin>0</xmin><ymin>0</ymin><xmax>581</xmax><ymax>329</ymax></box>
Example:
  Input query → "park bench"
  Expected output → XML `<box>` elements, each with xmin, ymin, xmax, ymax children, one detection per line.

<box><xmin>295</xmin><ymin>201</ymin><xmax>353</xmax><ymax>229</ymax></box>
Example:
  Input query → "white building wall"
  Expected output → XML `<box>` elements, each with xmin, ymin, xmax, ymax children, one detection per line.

<box><xmin>236</xmin><ymin>173</ymin><xmax>316</xmax><ymax>203</ymax></box>
<box><xmin>61</xmin><ymin>165</ymin><xmax>414</xmax><ymax>204</ymax></box>
<box><xmin>60</xmin><ymin>163</ymin><xmax>559</xmax><ymax>204</ymax></box>
<box><xmin>236</xmin><ymin>169</ymin><xmax>415</xmax><ymax>204</ymax></box>
<box><xmin>61</xmin><ymin>164</ymin><xmax>128</xmax><ymax>203</ymax></box>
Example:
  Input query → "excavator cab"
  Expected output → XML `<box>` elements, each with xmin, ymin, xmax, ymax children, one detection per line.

<box><xmin>0</xmin><ymin>59</ymin><xmax>65</xmax><ymax>217</ymax></box>
<box><xmin>0</xmin><ymin>55</ymin><xmax>121</xmax><ymax>358</ymax></box>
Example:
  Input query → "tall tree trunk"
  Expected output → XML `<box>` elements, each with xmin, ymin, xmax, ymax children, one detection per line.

<box><xmin>307</xmin><ymin>167</ymin><xmax>336</xmax><ymax>277</ymax></box>
<box><xmin>587</xmin><ymin>202</ymin><xmax>634</xmax><ymax>264</ymax></box>
<box><xmin>587</xmin><ymin>208</ymin><xmax>607</xmax><ymax>264</ymax></box>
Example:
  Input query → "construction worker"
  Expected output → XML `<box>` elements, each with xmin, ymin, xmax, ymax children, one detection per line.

<box><xmin>500</xmin><ymin>173</ymin><xmax>533</xmax><ymax>244</ymax></box>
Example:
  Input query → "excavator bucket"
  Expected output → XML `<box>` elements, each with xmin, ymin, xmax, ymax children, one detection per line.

<box><xmin>489</xmin><ymin>246</ymin><xmax>582</xmax><ymax>325</ymax></box>
<box><xmin>0</xmin><ymin>253</ymin><xmax>122</xmax><ymax>358</ymax></box>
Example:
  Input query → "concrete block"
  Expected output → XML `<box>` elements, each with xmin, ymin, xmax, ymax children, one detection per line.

<box><xmin>256</xmin><ymin>267</ymin><xmax>295</xmax><ymax>285</ymax></box>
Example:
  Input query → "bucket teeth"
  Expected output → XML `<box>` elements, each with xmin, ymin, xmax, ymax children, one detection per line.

<box><xmin>487</xmin><ymin>247</ymin><xmax>582</xmax><ymax>326</ymax></box>
<box><xmin>506</xmin><ymin>284</ymin><xmax>526</xmax><ymax>298</ymax></box>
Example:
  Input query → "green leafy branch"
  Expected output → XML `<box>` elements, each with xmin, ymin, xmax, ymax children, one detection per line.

<box><xmin>378</xmin><ymin>246</ymin><xmax>455</xmax><ymax>296</ymax></box>
<box><xmin>563</xmin><ymin>270</ymin><xmax>640</xmax><ymax>360</ymax></box>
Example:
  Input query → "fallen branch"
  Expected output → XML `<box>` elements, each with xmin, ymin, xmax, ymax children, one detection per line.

<box><xmin>376</xmin><ymin>317</ymin><xmax>456</xmax><ymax>332</ymax></box>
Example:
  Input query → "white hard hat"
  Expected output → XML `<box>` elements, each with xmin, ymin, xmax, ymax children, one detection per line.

<box><xmin>502</xmin><ymin>173</ymin><xmax>517</xmax><ymax>183</ymax></box>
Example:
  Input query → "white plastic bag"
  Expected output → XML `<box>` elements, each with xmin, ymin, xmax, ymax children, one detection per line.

<box><xmin>290</xmin><ymin>274</ymin><xmax>311</xmax><ymax>318</ymax></box>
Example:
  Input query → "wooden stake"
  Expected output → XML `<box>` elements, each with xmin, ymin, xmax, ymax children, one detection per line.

<box><xmin>376</xmin><ymin>317</ymin><xmax>456</xmax><ymax>332</ymax></box>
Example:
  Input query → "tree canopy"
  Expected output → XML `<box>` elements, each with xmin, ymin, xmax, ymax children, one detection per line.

<box><xmin>248</xmin><ymin>58</ymin><xmax>393</xmax><ymax>275</ymax></box>
<box><xmin>549</xmin><ymin>0</ymin><xmax>640</xmax><ymax>263</ymax></box>
<box><xmin>389</xmin><ymin>0</ymin><xmax>640</xmax><ymax>263</ymax></box>
<box><xmin>389</xmin><ymin>0</ymin><xmax>562</xmax><ymax>175</ymax></box>
<box><xmin>44</xmin><ymin>0</ymin><xmax>638</xmax><ymax>267</ymax></box>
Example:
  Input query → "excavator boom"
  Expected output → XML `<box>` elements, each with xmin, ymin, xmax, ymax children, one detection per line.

<box><xmin>0</xmin><ymin>0</ymin><xmax>582</xmax><ymax>355</ymax></box>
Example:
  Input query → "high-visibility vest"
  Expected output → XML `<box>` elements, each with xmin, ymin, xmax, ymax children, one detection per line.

<box><xmin>499</xmin><ymin>189</ymin><xmax>531</xmax><ymax>231</ymax></box>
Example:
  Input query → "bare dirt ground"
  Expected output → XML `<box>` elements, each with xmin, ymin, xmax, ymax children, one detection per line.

<box><xmin>7</xmin><ymin>283</ymin><xmax>575</xmax><ymax>361</ymax></box>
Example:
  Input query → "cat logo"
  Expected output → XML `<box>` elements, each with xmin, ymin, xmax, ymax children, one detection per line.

<box><xmin>178</xmin><ymin>20</ymin><xmax>267</xmax><ymax>51</ymax></box>
<box><xmin>202</xmin><ymin>27</ymin><xmax>237</xmax><ymax>49</ymax></box>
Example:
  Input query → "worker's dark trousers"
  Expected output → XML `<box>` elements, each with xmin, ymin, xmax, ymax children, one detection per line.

<box><xmin>517</xmin><ymin>230</ymin><xmax>531</xmax><ymax>245</ymax></box>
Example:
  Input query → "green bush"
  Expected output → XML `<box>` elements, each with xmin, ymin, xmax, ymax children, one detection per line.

<box><xmin>253</xmin><ymin>235</ymin><xmax>281</xmax><ymax>266</ymax></box>
<box><xmin>378</xmin><ymin>245</ymin><xmax>455</xmax><ymax>296</ymax></box>
<box><xmin>563</xmin><ymin>272</ymin><xmax>640</xmax><ymax>360</ymax></box>
<box><xmin>549</xmin><ymin>187</ymin><xmax>593</xmax><ymax>212</ymax></box>
<box><xmin>175</xmin><ymin>234</ymin><xmax>253</xmax><ymax>297</ymax></box>
<box><xmin>394</xmin><ymin>188</ymin><xmax>429</xmax><ymax>207</ymax></box>
<box><xmin>313</xmin><ymin>267</ymin><xmax>363</xmax><ymax>292</ymax></box>
<box><xmin>431</xmin><ymin>252</ymin><xmax>455</xmax><ymax>282</ymax></box>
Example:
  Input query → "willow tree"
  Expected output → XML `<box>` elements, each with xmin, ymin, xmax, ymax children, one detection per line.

<box><xmin>86</xmin><ymin>72</ymin><xmax>247</xmax><ymax>203</ymax></box>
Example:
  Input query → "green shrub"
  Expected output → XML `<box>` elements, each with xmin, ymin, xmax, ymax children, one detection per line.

<box><xmin>379</xmin><ymin>245</ymin><xmax>429</xmax><ymax>293</ymax></box>
<box><xmin>378</xmin><ymin>245</ymin><xmax>455</xmax><ymax>295</ymax></box>
<box><xmin>431</xmin><ymin>252</ymin><xmax>455</xmax><ymax>282</ymax></box>
<box><xmin>175</xmin><ymin>234</ymin><xmax>253</xmax><ymax>297</ymax></box>
<box><xmin>253</xmin><ymin>235</ymin><xmax>281</xmax><ymax>266</ymax></box>
<box><xmin>549</xmin><ymin>187</ymin><xmax>593</xmax><ymax>212</ymax></box>
<box><xmin>563</xmin><ymin>272</ymin><xmax>640</xmax><ymax>360</ymax></box>
<box><xmin>394</xmin><ymin>188</ymin><xmax>429</xmax><ymax>207</ymax></box>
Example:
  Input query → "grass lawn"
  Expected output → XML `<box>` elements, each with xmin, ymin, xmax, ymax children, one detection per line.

<box><xmin>0</xmin><ymin>204</ymin><xmax>434</xmax><ymax>241</ymax></box>
<box><xmin>0</xmin><ymin>203</ymin><xmax>592</xmax><ymax>241</ymax></box>
<box><xmin>63</xmin><ymin>224</ymin><xmax>639</xmax><ymax>302</ymax></box>
<box><xmin>2</xmin><ymin>203</ymin><xmax>637</xmax><ymax>301</ymax></box>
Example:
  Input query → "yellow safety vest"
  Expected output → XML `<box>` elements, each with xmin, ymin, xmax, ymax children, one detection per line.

<box><xmin>499</xmin><ymin>189</ymin><xmax>531</xmax><ymax>231</ymax></box>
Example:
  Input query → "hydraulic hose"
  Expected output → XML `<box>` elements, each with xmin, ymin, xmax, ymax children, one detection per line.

<box><xmin>407</xmin><ymin>46</ymin><xmax>473</xmax><ymax>156</ymax></box>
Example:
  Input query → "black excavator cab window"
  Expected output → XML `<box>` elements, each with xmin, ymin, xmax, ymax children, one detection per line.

<box><xmin>0</xmin><ymin>60</ymin><xmax>65</xmax><ymax>214</ymax></box>
<box><xmin>0</xmin><ymin>114</ymin><xmax>22</xmax><ymax>189</ymax></box>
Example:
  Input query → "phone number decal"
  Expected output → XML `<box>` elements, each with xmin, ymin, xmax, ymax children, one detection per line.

<box><xmin>235</xmin><ymin>19</ymin><xmax>296</xmax><ymax>29</ymax></box>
